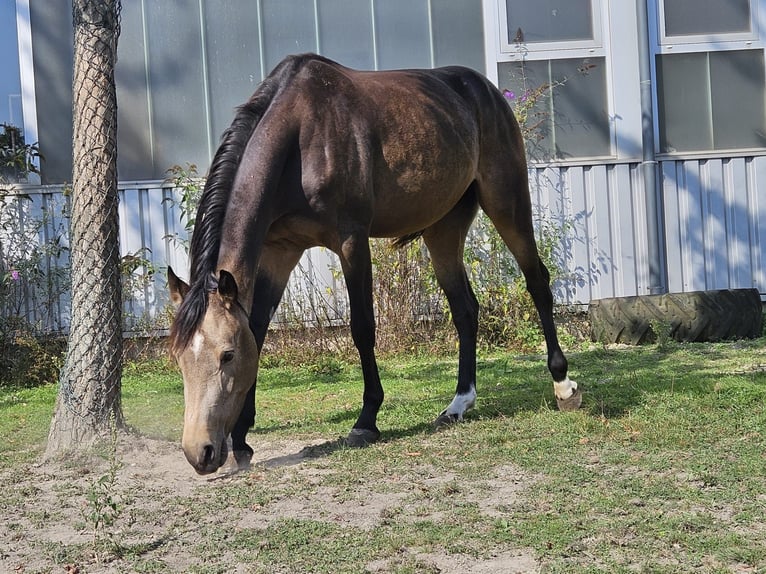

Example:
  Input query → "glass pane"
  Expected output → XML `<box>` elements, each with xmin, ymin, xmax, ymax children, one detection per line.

<box><xmin>498</xmin><ymin>57</ymin><xmax>609</xmax><ymax>161</ymax></box>
<box><xmin>317</xmin><ymin>0</ymin><xmax>374</xmax><ymax>70</ymax></box>
<box><xmin>656</xmin><ymin>53</ymin><xmax>712</xmax><ymax>153</ymax></box>
<box><xmin>116</xmin><ymin>0</ymin><xmax>153</xmax><ymax>180</ymax></box>
<box><xmin>550</xmin><ymin>58</ymin><xmax>609</xmax><ymax>158</ymax></box>
<box><xmin>664</xmin><ymin>0</ymin><xmax>751</xmax><ymax>36</ymax></box>
<box><xmin>0</xmin><ymin>0</ymin><xmax>22</xmax><ymax>128</ymax></box>
<box><xmin>144</xmin><ymin>2</ymin><xmax>209</xmax><ymax>178</ymax></box>
<box><xmin>711</xmin><ymin>50</ymin><xmax>766</xmax><ymax>149</ymax></box>
<box><xmin>28</xmin><ymin>0</ymin><xmax>72</xmax><ymax>184</ymax></box>
<box><xmin>499</xmin><ymin>60</ymin><xmax>554</xmax><ymax>159</ymax></box>
<box><xmin>506</xmin><ymin>0</ymin><xmax>593</xmax><ymax>44</ymax></box>
<box><xmin>203</xmin><ymin>1</ymin><xmax>263</xmax><ymax>140</ymax></box>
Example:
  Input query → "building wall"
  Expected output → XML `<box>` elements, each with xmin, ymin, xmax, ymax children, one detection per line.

<box><xmin>8</xmin><ymin>0</ymin><xmax>765</xmax><ymax>336</ymax></box>
<box><xmin>28</xmin><ymin>0</ymin><xmax>485</xmax><ymax>184</ymax></box>
<box><xmin>6</xmin><ymin>154</ymin><xmax>763</xmax><ymax>333</ymax></box>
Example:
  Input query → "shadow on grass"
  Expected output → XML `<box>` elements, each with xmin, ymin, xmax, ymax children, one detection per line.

<box><xmin>251</xmin><ymin>341</ymin><xmax>765</xmax><ymax>454</ymax></box>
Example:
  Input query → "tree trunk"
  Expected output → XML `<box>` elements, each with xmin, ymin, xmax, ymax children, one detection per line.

<box><xmin>46</xmin><ymin>0</ymin><xmax>124</xmax><ymax>456</ymax></box>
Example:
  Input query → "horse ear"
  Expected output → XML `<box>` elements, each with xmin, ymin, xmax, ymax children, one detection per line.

<box><xmin>217</xmin><ymin>269</ymin><xmax>239</xmax><ymax>309</ymax></box>
<box><xmin>167</xmin><ymin>266</ymin><xmax>189</xmax><ymax>306</ymax></box>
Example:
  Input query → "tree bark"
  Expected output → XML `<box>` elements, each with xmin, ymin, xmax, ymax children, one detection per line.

<box><xmin>46</xmin><ymin>0</ymin><xmax>124</xmax><ymax>456</ymax></box>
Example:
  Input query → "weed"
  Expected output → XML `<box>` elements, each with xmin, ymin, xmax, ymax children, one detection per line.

<box><xmin>82</xmin><ymin>422</ymin><xmax>131</xmax><ymax>561</ymax></box>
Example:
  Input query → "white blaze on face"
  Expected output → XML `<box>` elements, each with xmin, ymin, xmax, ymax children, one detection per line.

<box><xmin>442</xmin><ymin>384</ymin><xmax>477</xmax><ymax>420</ymax></box>
<box><xmin>190</xmin><ymin>331</ymin><xmax>205</xmax><ymax>361</ymax></box>
<box><xmin>553</xmin><ymin>376</ymin><xmax>578</xmax><ymax>400</ymax></box>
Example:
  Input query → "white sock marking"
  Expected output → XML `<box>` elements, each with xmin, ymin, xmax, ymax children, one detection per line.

<box><xmin>441</xmin><ymin>385</ymin><xmax>477</xmax><ymax>420</ymax></box>
<box><xmin>553</xmin><ymin>376</ymin><xmax>578</xmax><ymax>400</ymax></box>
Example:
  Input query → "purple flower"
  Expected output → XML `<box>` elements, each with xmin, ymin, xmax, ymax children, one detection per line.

<box><xmin>10</xmin><ymin>269</ymin><xmax>19</xmax><ymax>281</ymax></box>
<box><xmin>503</xmin><ymin>89</ymin><xmax>515</xmax><ymax>100</ymax></box>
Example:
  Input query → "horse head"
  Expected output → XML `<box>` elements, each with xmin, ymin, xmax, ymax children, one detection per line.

<box><xmin>168</xmin><ymin>267</ymin><xmax>258</xmax><ymax>475</ymax></box>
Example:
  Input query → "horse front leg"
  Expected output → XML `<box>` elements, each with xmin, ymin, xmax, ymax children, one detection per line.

<box><xmin>339</xmin><ymin>232</ymin><xmax>384</xmax><ymax>447</ymax></box>
<box><xmin>226</xmin><ymin>244</ymin><xmax>303</xmax><ymax>471</ymax></box>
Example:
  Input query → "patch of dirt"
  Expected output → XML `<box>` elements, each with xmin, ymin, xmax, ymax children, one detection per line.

<box><xmin>0</xmin><ymin>434</ymin><xmax>541</xmax><ymax>573</ymax></box>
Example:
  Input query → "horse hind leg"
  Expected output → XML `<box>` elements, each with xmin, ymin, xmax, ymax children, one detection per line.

<box><xmin>422</xmin><ymin>191</ymin><xmax>481</xmax><ymax>427</ymax></box>
<box><xmin>478</xmin><ymin>180</ymin><xmax>581</xmax><ymax>411</ymax></box>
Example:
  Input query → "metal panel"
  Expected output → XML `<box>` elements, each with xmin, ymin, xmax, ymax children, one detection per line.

<box><xmin>749</xmin><ymin>157</ymin><xmax>766</xmax><ymax>292</ymax></box>
<box><xmin>725</xmin><ymin>157</ymin><xmax>751</xmax><ymax>287</ymax></box>
<box><xmin>6</xmin><ymin>153</ymin><xmax>766</xmax><ymax>334</ymax></box>
<box><xmin>373</xmin><ymin>0</ymin><xmax>432</xmax><ymax>69</ymax></box>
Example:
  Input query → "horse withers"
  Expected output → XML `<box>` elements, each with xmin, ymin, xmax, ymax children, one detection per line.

<box><xmin>168</xmin><ymin>53</ymin><xmax>580</xmax><ymax>475</ymax></box>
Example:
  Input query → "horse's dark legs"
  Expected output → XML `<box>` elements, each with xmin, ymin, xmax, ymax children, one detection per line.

<box><xmin>228</xmin><ymin>244</ymin><xmax>303</xmax><ymax>468</ymax></box>
<box><xmin>423</xmin><ymin>192</ymin><xmax>481</xmax><ymax>426</ymax></box>
<box><xmin>338</xmin><ymin>231</ymin><xmax>384</xmax><ymax>446</ymax></box>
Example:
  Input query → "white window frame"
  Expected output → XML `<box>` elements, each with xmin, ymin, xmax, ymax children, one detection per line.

<box><xmin>497</xmin><ymin>0</ymin><xmax>605</xmax><ymax>56</ymax></box>
<box><xmin>13</xmin><ymin>0</ymin><xmax>40</xmax><ymax>182</ymax></box>
<box><xmin>656</xmin><ymin>0</ymin><xmax>760</xmax><ymax>46</ymax></box>
<box><xmin>649</xmin><ymin>0</ymin><xmax>766</xmax><ymax>158</ymax></box>
<box><xmin>483</xmin><ymin>0</ymin><xmax>624</xmax><ymax>164</ymax></box>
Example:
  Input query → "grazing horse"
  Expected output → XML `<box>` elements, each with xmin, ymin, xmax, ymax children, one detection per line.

<box><xmin>168</xmin><ymin>53</ymin><xmax>580</xmax><ymax>475</ymax></box>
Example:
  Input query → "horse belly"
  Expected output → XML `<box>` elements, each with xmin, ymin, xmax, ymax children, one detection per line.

<box><xmin>368</xmin><ymin>144</ymin><xmax>476</xmax><ymax>238</ymax></box>
<box><xmin>368</xmin><ymin>176</ymin><xmax>473</xmax><ymax>238</ymax></box>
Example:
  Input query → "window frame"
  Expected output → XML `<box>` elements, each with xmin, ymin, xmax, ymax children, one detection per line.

<box><xmin>9</xmin><ymin>0</ymin><xmax>40</xmax><ymax>182</ymax></box>
<box><xmin>497</xmin><ymin>0</ymin><xmax>605</xmax><ymax>56</ymax></box>
<box><xmin>484</xmin><ymin>0</ymin><xmax>618</xmax><ymax>164</ymax></box>
<box><xmin>650</xmin><ymin>0</ymin><xmax>766</xmax><ymax>158</ymax></box>
<box><xmin>657</xmin><ymin>0</ymin><xmax>760</xmax><ymax>46</ymax></box>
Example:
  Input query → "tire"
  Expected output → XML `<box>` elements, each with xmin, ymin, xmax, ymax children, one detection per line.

<box><xmin>589</xmin><ymin>288</ymin><xmax>764</xmax><ymax>344</ymax></box>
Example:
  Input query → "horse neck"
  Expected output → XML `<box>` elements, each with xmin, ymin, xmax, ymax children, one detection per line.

<box><xmin>216</xmin><ymin>142</ymin><xmax>290</xmax><ymax>310</ymax></box>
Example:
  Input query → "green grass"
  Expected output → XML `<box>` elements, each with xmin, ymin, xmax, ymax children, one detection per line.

<box><xmin>2</xmin><ymin>338</ymin><xmax>765</xmax><ymax>572</ymax></box>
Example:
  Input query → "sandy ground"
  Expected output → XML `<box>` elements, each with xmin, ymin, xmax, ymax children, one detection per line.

<box><xmin>1</xmin><ymin>435</ymin><xmax>540</xmax><ymax>573</ymax></box>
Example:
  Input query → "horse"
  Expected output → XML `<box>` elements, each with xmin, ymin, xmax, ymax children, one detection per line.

<box><xmin>168</xmin><ymin>53</ymin><xmax>580</xmax><ymax>475</ymax></box>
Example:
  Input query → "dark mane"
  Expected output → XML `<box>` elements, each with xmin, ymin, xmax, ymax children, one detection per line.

<box><xmin>169</xmin><ymin>55</ymin><xmax>308</xmax><ymax>356</ymax></box>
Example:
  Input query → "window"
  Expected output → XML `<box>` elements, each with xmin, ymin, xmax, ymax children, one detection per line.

<box><xmin>657</xmin><ymin>50</ymin><xmax>766</xmax><ymax>152</ymax></box>
<box><xmin>0</xmin><ymin>0</ymin><xmax>23</xmax><ymax>129</ymax></box>
<box><xmin>498</xmin><ymin>57</ymin><xmax>610</xmax><ymax>160</ymax></box>
<box><xmin>654</xmin><ymin>0</ymin><xmax>766</xmax><ymax>154</ymax></box>
<box><xmin>660</xmin><ymin>0</ymin><xmax>755</xmax><ymax>42</ymax></box>
<box><xmin>499</xmin><ymin>0</ymin><xmax>602</xmax><ymax>52</ymax></box>
<box><xmin>491</xmin><ymin>0</ymin><xmax>612</xmax><ymax>161</ymax></box>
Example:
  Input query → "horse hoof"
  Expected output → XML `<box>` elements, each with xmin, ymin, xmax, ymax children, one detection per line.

<box><xmin>233</xmin><ymin>449</ymin><xmax>253</xmax><ymax>471</ymax></box>
<box><xmin>218</xmin><ymin>449</ymin><xmax>252</xmax><ymax>475</ymax></box>
<box><xmin>433</xmin><ymin>411</ymin><xmax>460</xmax><ymax>430</ymax></box>
<box><xmin>556</xmin><ymin>388</ymin><xmax>583</xmax><ymax>412</ymax></box>
<box><xmin>345</xmin><ymin>428</ymin><xmax>380</xmax><ymax>448</ymax></box>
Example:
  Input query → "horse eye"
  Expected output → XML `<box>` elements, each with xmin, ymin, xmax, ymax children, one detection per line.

<box><xmin>221</xmin><ymin>350</ymin><xmax>235</xmax><ymax>365</ymax></box>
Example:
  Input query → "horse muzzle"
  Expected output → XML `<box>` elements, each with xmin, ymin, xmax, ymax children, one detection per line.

<box><xmin>182</xmin><ymin>434</ymin><xmax>228</xmax><ymax>475</ymax></box>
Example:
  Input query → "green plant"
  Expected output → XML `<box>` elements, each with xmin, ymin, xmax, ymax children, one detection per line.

<box><xmin>163</xmin><ymin>163</ymin><xmax>204</xmax><ymax>253</ymax></box>
<box><xmin>0</xmin><ymin>187</ymin><xmax>70</xmax><ymax>387</ymax></box>
<box><xmin>82</xmin><ymin>423</ymin><xmax>129</xmax><ymax>561</ymax></box>
<box><xmin>0</xmin><ymin>123</ymin><xmax>41</xmax><ymax>183</ymax></box>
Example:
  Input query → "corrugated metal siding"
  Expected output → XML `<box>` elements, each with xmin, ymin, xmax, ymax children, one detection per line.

<box><xmin>529</xmin><ymin>163</ymin><xmax>652</xmax><ymax>305</ymax></box>
<box><xmin>3</xmin><ymin>155</ymin><xmax>764</xmax><ymax>333</ymax></box>
<box><xmin>661</xmin><ymin>156</ymin><xmax>766</xmax><ymax>295</ymax></box>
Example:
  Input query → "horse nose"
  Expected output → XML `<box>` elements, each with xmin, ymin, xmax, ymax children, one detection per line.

<box><xmin>184</xmin><ymin>442</ymin><xmax>219</xmax><ymax>475</ymax></box>
<box><xmin>202</xmin><ymin>444</ymin><xmax>216</xmax><ymax>467</ymax></box>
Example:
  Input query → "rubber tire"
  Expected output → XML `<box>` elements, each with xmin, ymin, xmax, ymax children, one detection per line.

<box><xmin>589</xmin><ymin>288</ymin><xmax>764</xmax><ymax>344</ymax></box>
